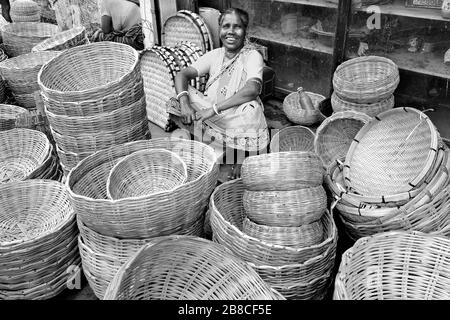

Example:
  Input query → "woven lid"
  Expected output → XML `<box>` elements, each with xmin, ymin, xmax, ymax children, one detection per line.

<box><xmin>343</xmin><ymin>107</ymin><xmax>439</xmax><ymax>197</ymax></box>
<box><xmin>162</xmin><ymin>13</ymin><xmax>207</xmax><ymax>53</ymax></box>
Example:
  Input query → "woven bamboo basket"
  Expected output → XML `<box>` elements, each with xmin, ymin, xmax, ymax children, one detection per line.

<box><xmin>344</xmin><ymin>107</ymin><xmax>439</xmax><ymax>198</ymax></box>
<box><xmin>269</xmin><ymin>125</ymin><xmax>316</xmax><ymax>153</ymax></box>
<box><xmin>334</xmin><ymin>231</ymin><xmax>450</xmax><ymax>300</ymax></box>
<box><xmin>271</xmin><ymin>272</ymin><xmax>333</xmax><ymax>300</ymax></box>
<box><xmin>243</xmin><ymin>186</ymin><xmax>327</xmax><ymax>227</ymax></box>
<box><xmin>333</xmin><ymin>56</ymin><xmax>400</xmax><ymax>104</ymax></box>
<box><xmin>44</xmin><ymin>96</ymin><xmax>146</xmax><ymax>136</ymax></box>
<box><xmin>314</xmin><ymin>111</ymin><xmax>371</xmax><ymax>168</ymax></box>
<box><xmin>12</xmin><ymin>91</ymin><xmax>42</xmax><ymax>109</ymax></box>
<box><xmin>32</xmin><ymin>26</ymin><xmax>87</xmax><ymax>52</ymax></box>
<box><xmin>175</xmin><ymin>42</ymin><xmax>205</xmax><ymax>91</ymax></box>
<box><xmin>103</xmin><ymin>236</ymin><xmax>284</xmax><ymax>300</ymax></box>
<box><xmin>282</xmin><ymin>90</ymin><xmax>326</xmax><ymax>125</ymax></box>
<box><xmin>242</xmin><ymin>217</ymin><xmax>324</xmax><ymax>248</ymax></box>
<box><xmin>199</xmin><ymin>7</ymin><xmax>221</xmax><ymax>49</ymax></box>
<box><xmin>210</xmin><ymin>179</ymin><xmax>338</xmax><ymax>266</ymax></box>
<box><xmin>1</xmin><ymin>22</ymin><xmax>59</xmax><ymax>57</ymax></box>
<box><xmin>162</xmin><ymin>13</ymin><xmax>208</xmax><ymax>53</ymax></box>
<box><xmin>56</xmin><ymin>147</ymin><xmax>91</xmax><ymax>170</ymax></box>
<box><xmin>38</xmin><ymin>42</ymin><xmax>140</xmax><ymax>103</ymax></box>
<box><xmin>177</xmin><ymin>10</ymin><xmax>213</xmax><ymax>53</ymax></box>
<box><xmin>0</xmin><ymin>15</ymin><xmax>8</xmax><ymax>43</ymax></box>
<box><xmin>0</xmin><ymin>51</ymin><xmax>60</xmax><ymax>95</ymax></box>
<box><xmin>331</xmin><ymin>91</ymin><xmax>394</xmax><ymax>117</ymax></box>
<box><xmin>0</xmin><ymin>48</ymin><xmax>7</xmax><ymax>103</ymax></box>
<box><xmin>10</xmin><ymin>0</ymin><xmax>41</xmax><ymax>23</ymax></box>
<box><xmin>0</xmin><ymin>128</ymin><xmax>50</xmax><ymax>183</ymax></box>
<box><xmin>41</xmin><ymin>79</ymin><xmax>144</xmax><ymax>117</ymax></box>
<box><xmin>107</xmin><ymin>149</ymin><xmax>188</xmax><ymax>200</ymax></box>
<box><xmin>0</xmin><ymin>104</ymin><xmax>29</xmax><ymax>131</ymax></box>
<box><xmin>241</xmin><ymin>152</ymin><xmax>323</xmax><ymax>191</ymax></box>
<box><xmin>67</xmin><ymin>138</ymin><xmax>219</xmax><ymax>238</ymax></box>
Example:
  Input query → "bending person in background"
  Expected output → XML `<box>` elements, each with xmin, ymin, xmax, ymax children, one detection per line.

<box><xmin>91</xmin><ymin>0</ymin><xmax>143</xmax><ymax>50</ymax></box>
<box><xmin>0</xmin><ymin>0</ymin><xmax>11</xmax><ymax>22</ymax></box>
<box><xmin>174</xmin><ymin>7</ymin><xmax>269</xmax><ymax>179</ymax></box>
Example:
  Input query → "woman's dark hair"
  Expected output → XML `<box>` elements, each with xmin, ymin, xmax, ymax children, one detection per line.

<box><xmin>218</xmin><ymin>7</ymin><xmax>249</xmax><ymax>30</ymax></box>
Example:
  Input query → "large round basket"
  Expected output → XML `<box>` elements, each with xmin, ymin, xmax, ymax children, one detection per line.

<box><xmin>334</xmin><ymin>231</ymin><xmax>450</xmax><ymax>299</ymax></box>
<box><xmin>0</xmin><ymin>104</ymin><xmax>29</xmax><ymax>131</ymax></box>
<box><xmin>314</xmin><ymin>110</ymin><xmax>372</xmax><ymax>167</ymax></box>
<box><xmin>38</xmin><ymin>42</ymin><xmax>141</xmax><ymax>103</ymax></box>
<box><xmin>243</xmin><ymin>186</ymin><xmax>327</xmax><ymax>227</ymax></box>
<box><xmin>269</xmin><ymin>125</ymin><xmax>316</xmax><ymax>153</ymax></box>
<box><xmin>282</xmin><ymin>91</ymin><xmax>326</xmax><ymax>125</ymax></box>
<box><xmin>331</xmin><ymin>91</ymin><xmax>394</xmax><ymax>117</ymax></box>
<box><xmin>106</xmin><ymin>149</ymin><xmax>188</xmax><ymax>200</ymax></box>
<box><xmin>332</xmin><ymin>56</ymin><xmax>400</xmax><ymax>104</ymax></box>
<box><xmin>343</xmin><ymin>107</ymin><xmax>439</xmax><ymax>197</ymax></box>
<box><xmin>241</xmin><ymin>152</ymin><xmax>323</xmax><ymax>191</ymax></box>
<box><xmin>0</xmin><ymin>128</ymin><xmax>50</xmax><ymax>183</ymax></box>
<box><xmin>103</xmin><ymin>236</ymin><xmax>284</xmax><ymax>300</ymax></box>
<box><xmin>1</xmin><ymin>22</ymin><xmax>59</xmax><ymax>57</ymax></box>
<box><xmin>67</xmin><ymin>138</ymin><xmax>219</xmax><ymax>238</ymax></box>
<box><xmin>32</xmin><ymin>26</ymin><xmax>88</xmax><ymax>52</ymax></box>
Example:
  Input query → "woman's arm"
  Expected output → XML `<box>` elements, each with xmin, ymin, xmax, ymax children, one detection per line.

<box><xmin>174</xmin><ymin>66</ymin><xmax>198</xmax><ymax>125</ymax></box>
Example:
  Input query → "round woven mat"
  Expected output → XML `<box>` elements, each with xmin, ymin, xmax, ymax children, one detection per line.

<box><xmin>162</xmin><ymin>14</ymin><xmax>207</xmax><ymax>53</ymax></box>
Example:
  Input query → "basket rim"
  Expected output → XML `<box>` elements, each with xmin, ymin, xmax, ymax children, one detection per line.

<box><xmin>106</xmin><ymin>148</ymin><xmax>188</xmax><ymax>200</ymax></box>
<box><xmin>37</xmin><ymin>42</ymin><xmax>139</xmax><ymax>99</ymax></box>
<box><xmin>0</xmin><ymin>50</ymin><xmax>61</xmax><ymax>72</ymax></box>
<box><xmin>343</xmin><ymin>107</ymin><xmax>439</xmax><ymax>196</ymax></box>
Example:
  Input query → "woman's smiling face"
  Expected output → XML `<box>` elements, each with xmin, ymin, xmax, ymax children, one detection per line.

<box><xmin>220</xmin><ymin>12</ymin><xmax>246</xmax><ymax>53</ymax></box>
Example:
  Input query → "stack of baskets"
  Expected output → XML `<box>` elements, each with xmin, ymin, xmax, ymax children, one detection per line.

<box><xmin>334</xmin><ymin>231</ymin><xmax>450</xmax><ymax>300</ymax></box>
<box><xmin>103</xmin><ymin>236</ymin><xmax>284</xmax><ymax>300</ymax></box>
<box><xmin>37</xmin><ymin>42</ymin><xmax>147</xmax><ymax>174</ymax></box>
<box><xmin>331</xmin><ymin>56</ymin><xmax>399</xmax><ymax>117</ymax></box>
<box><xmin>69</xmin><ymin>138</ymin><xmax>219</xmax><ymax>299</ymax></box>
<box><xmin>0</xmin><ymin>180</ymin><xmax>80</xmax><ymax>299</ymax></box>
<box><xmin>210</xmin><ymin>152</ymin><xmax>338</xmax><ymax>300</ymax></box>
<box><xmin>0</xmin><ymin>48</ymin><xmax>8</xmax><ymax>103</ymax></box>
<box><xmin>0</xmin><ymin>50</ymin><xmax>60</xmax><ymax>108</ymax></box>
<box><xmin>282</xmin><ymin>88</ymin><xmax>326</xmax><ymax>126</ymax></box>
<box><xmin>32</xmin><ymin>26</ymin><xmax>89</xmax><ymax>52</ymax></box>
<box><xmin>0</xmin><ymin>128</ymin><xmax>63</xmax><ymax>183</ymax></box>
<box><xmin>10</xmin><ymin>0</ymin><xmax>41</xmax><ymax>23</ymax></box>
<box><xmin>324</xmin><ymin>107</ymin><xmax>450</xmax><ymax>240</ymax></box>
<box><xmin>1</xmin><ymin>22</ymin><xmax>59</xmax><ymax>57</ymax></box>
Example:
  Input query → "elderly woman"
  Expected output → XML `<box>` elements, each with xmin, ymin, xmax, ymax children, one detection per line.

<box><xmin>174</xmin><ymin>7</ymin><xmax>269</xmax><ymax>178</ymax></box>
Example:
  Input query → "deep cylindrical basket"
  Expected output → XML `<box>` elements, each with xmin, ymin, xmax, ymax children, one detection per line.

<box><xmin>1</xmin><ymin>22</ymin><xmax>59</xmax><ymax>57</ymax></box>
<box><xmin>314</xmin><ymin>110</ymin><xmax>372</xmax><ymax>168</ymax></box>
<box><xmin>32</xmin><ymin>26</ymin><xmax>87</xmax><ymax>52</ymax></box>
<box><xmin>331</xmin><ymin>91</ymin><xmax>394</xmax><ymax>117</ymax></box>
<box><xmin>103</xmin><ymin>236</ymin><xmax>284</xmax><ymax>300</ymax></box>
<box><xmin>269</xmin><ymin>125</ymin><xmax>316</xmax><ymax>153</ymax></box>
<box><xmin>38</xmin><ymin>42</ymin><xmax>141</xmax><ymax>103</ymax></box>
<box><xmin>332</xmin><ymin>55</ymin><xmax>400</xmax><ymax>104</ymax></box>
<box><xmin>241</xmin><ymin>152</ymin><xmax>323</xmax><ymax>191</ymax></box>
<box><xmin>66</xmin><ymin>138</ymin><xmax>219</xmax><ymax>238</ymax></box>
<box><xmin>282</xmin><ymin>91</ymin><xmax>326</xmax><ymax>125</ymax></box>
<box><xmin>106</xmin><ymin>149</ymin><xmax>188</xmax><ymax>200</ymax></box>
<box><xmin>243</xmin><ymin>186</ymin><xmax>327</xmax><ymax>227</ymax></box>
<box><xmin>333</xmin><ymin>231</ymin><xmax>450</xmax><ymax>300</ymax></box>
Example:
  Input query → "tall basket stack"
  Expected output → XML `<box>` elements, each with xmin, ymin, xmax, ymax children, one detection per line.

<box><xmin>37</xmin><ymin>42</ymin><xmax>148</xmax><ymax>174</ymax></box>
<box><xmin>210</xmin><ymin>152</ymin><xmax>338</xmax><ymax>300</ymax></box>
<box><xmin>68</xmin><ymin>138</ymin><xmax>219</xmax><ymax>299</ymax></box>
<box><xmin>331</xmin><ymin>56</ymin><xmax>399</xmax><ymax>117</ymax></box>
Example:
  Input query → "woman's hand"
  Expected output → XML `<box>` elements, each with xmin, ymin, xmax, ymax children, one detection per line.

<box><xmin>180</xmin><ymin>100</ymin><xmax>196</xmax><ymax>125</ymax></box>
<box><xmin>195</xmin><ymin>108</ymin><xmax>216</xmax><ymax>122</ymax></box>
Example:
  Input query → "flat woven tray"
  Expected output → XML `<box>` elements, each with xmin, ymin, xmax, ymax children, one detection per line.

<box><xmin>177</xmin><ymin>10</ymin><xmax>213</xmax><ymax>53</ymax></box>
<box><xmin>343</xmin><ymin>107</ymin><xmax>439</xmax><ymax>197</ymax></box>
<box><xmin>162</xmin><ymin>13</ymin><xmax>207</xmax><ymax>53</ymax></box>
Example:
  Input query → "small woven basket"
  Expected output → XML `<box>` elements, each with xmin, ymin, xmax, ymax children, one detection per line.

<box><xmin>32</xmin><ymin>26</ymin><xmax>87</xmax><ymax>52</ymax></box>
<box><xmin>331</xmin><ymin>91</ymin><xmax>394</xmax><ymax>117</ymax></box>
<box><xmin>333</xmin><ymin>56</ymin><xmax>400</xmax><ymax>104</ymax></box>
<box><xmin>10</xmin><ymin>0</ymin><xmax>41</xmax><ymax>23</ymax></box>
<box><xmin>314</xmin><ymin>110</ymin><xmax>372</xmax><ymax>168</ymax></box>
<box><xmin>241</xmin><ymin>152</ymin><xmax>323</xmax><ymax>191</ymax></box>
<box><xmin>103</xmin><ymin>236</ymin><xmax>284</xmax><ymax>300</ymax></box>
<box><xmin>0</xmin><ymin>104</ymin><xmax>29</xmax><ymax>131</ymax></box>
<box><xmin>1</xmin><ymin>22</ymin><xmax>59</xmax><ymax>57</ymax></box>
<box><xmin>282</xmin><ymin>91</ymin><xmax>326</xmax><ymax>125</ymax></box>
<box><xmin>243</xmin><ymin>186</ymin><xmax>327</xmax><ymax>227</ymax></box>
<box><xmin>334</xmin><ymin>231</ymin><xmax>450</xmax><ymax>300</ymax></box>
<box><xmin>269</xmin><ymin>125</ymin><xmax>316</xmax><ymax>153</ymax></box>
<box><xmin>106</xmin><ymin>149</ymin><xmax>188</xmax><ymax>200</ymax></box>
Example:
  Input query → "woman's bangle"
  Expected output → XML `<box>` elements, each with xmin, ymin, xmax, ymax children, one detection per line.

<box><xmin>212</xmin><ymin>103</ymin><xmax>220</xmax><ymax>115</ymax></box>
<box><xmin>177</xmin><ymin>90</ymin><xmax>189</xmax><ymax>100</ymax></box>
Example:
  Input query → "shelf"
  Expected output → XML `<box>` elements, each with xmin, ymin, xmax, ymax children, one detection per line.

<box><xmin>249</xmin><ymin>26</ymin><xmax>334</xmax><ymax>55</ymax></box>
<box><xmin>271</xmin><ymin>0</ymin><xmax>338</xmax><ymax>9</ymax></box>
<box><xmin>356</xmin><ymin>0</ymin><xmax>450</xmax><ymax>21</ymax></box>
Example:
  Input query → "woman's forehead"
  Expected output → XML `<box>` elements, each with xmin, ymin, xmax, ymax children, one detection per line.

<box><xmin>221</xmin><ymin>12</ymin><xmax>243</xmax><ymax>25</ymax></box>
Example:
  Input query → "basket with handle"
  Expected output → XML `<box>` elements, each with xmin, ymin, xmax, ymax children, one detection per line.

<box><xmin>282</xmin><ymin>90</ymin><xmax>326</xmax><ymax>125</ymax></box>
<box><xmin>1</xmin><ymin>22</ymin><xmax>59</xmax><ymax>57</ymax></box>
<box><xmin>333</xmin><ymin>231</ymin><xmax>450</xmax><ymax>300</ymax></box>
<box><xmin>332</xmin><ymin>55</ymin><xmax>400</xmax><ymax>104</ymax></box>
<box><xmin>243</xmin><ymin>186</ymin><xmax>327</xmax><ymax>227</ymax></box>
<box><xmin>269</xmin><ymin>125</ymin><xmax>316</xmax><ymax>153</ymax></box>
<box><xmin>314</xmin><ymin>110</ymin><xmax>372</xmax><ymax>168</ymax></box>
<box><xmin>67</xmin><ymin>138</ymin><xmax>219</xmax><ymax>239</ymax></box>
<box><xmin>0</xmin><ymin>128</ymin><xmax>50</xmax><ymax>183</ymax></box>
<box><xmin>103</xmin><ymin>236</ymin><xmax>285</xmax><ymax>300</ymax></box>
<box><xmin>241</xmin><ymin>152</ymin><xmax>323</xmax><ymax>191</ymax></box>
<box><xmin>0</xmin><ymin>104</ymin><xmax>29</xmax><ymax>131</ymax></box>
<box><xmin>331</xmin><ymin>91</ymin><xmax>394</xmax><ymax>117</ymax></box>
<box><xmin>32</xmin><ymin>26</ymin><xmax>88</xmax><ymax>52</ymax></box>
<box><xmin>106</xmin><ymin>149</ymin><xmax>188</xmax><ymax>200</ymax></box>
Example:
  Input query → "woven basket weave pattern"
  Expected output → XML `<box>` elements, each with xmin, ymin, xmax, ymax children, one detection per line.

<box><xmin>269</xmin><ymin>126</ymin><xmax>316</xmax><ymax>153</ymax></box>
